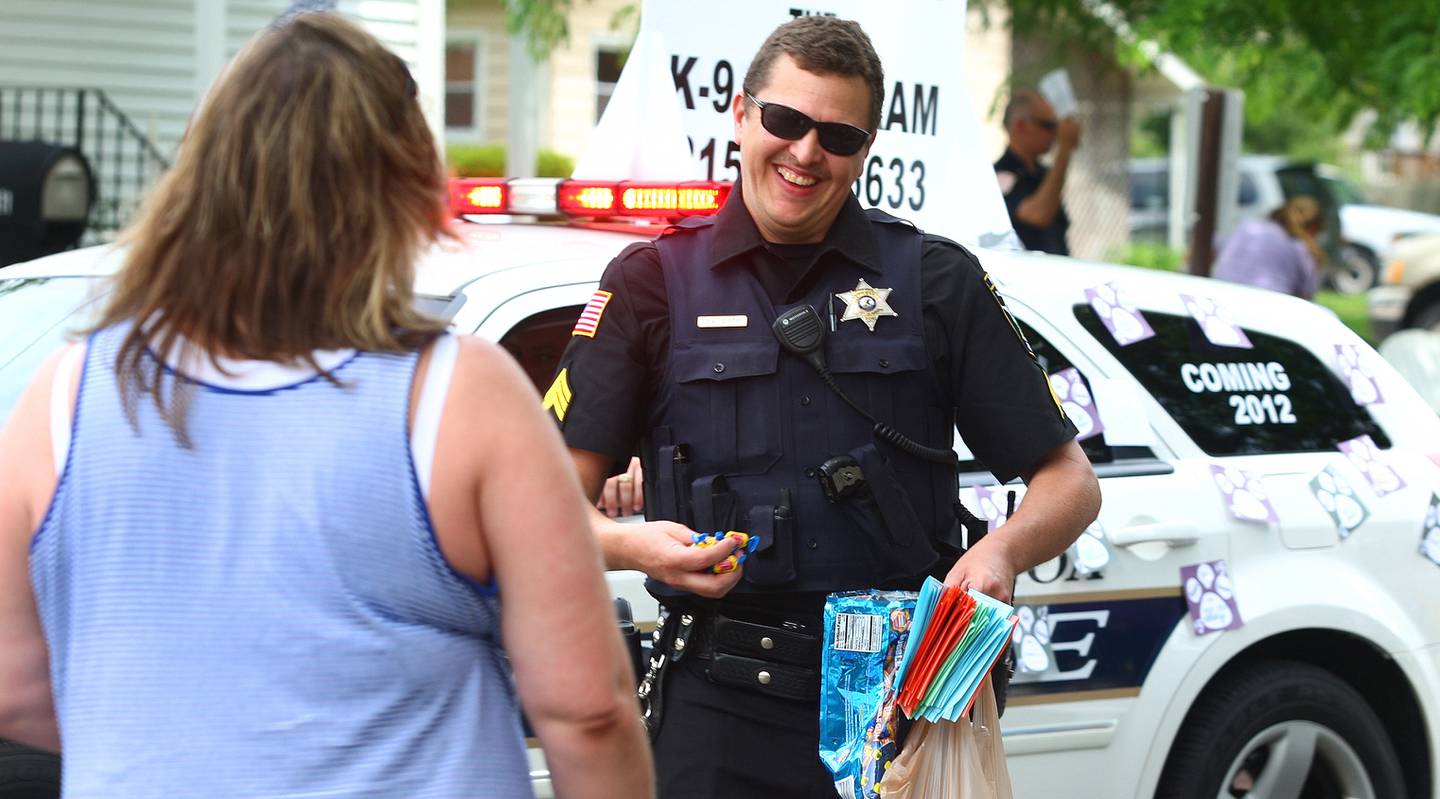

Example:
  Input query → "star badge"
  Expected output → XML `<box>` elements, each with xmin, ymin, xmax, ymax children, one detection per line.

<box><xmin>836</xmin><ymin>278</ymin><xmax>897</xmax><ymax>332</ymax></box>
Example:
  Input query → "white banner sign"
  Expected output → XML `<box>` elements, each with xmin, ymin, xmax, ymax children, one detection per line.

<box><xmin>637</xmin><ymin>0</ymin><xmax>1016</xmax><ymax>248</ymax></box>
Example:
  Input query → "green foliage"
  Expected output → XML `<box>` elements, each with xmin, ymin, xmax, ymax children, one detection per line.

<box><xmin>536</xmin><ymin>149</ymin><xmax>575</xmax><ymax>178</ymax></box>
<box><xmin>1315</xmin><ymin>291</ymin><xmax>1373</xmax><ymax>344</ymax></box>
<box><xmin>983</xmin><ymin>0</ymin><xmax>1440</xmax><ymax>149</ymax></box>
<box><xmin>1107</xmin><ymin>243</ymin><xmax>1185</xmax><ymax>271</ymax></box>
<box><xmin>500</xmin><ymin>0</ymin><xmax>575</xmax><ymax>60</ymax></box>
<box><xmin>447</xmin><ymin>143</ymin><xmax>506</xmax><ymax>178</ymax></box>
<box><xmin>447</xmin><ymin>144</ymin><xmax>574</xmax><ymax>178</ymax></box>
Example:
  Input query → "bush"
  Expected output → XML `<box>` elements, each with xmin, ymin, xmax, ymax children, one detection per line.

<box><xmin>447</xmin><ymin>143</ymin><xmax>505</xmax><ymax>178</ymax></box>
<box><xmin>1107</xmin><ymin>242</ymin><xmax>1185</xmax><ymax>271</ymax></box>
<box><xmin>536</xmin><ymin>149</ymin><xmax>574</xmax><ymax>178</ymax></box>
<box><xmin>446</xmin><ymin>143</ymin><xmax>574</xmax><ymax>179</ymax></box>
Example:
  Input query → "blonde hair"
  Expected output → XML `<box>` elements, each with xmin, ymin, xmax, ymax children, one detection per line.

<box><xmin>1270</xmin><ymin>195</ymin><xmax>1327</xmax><ymax>267</ymax></box>
<box><xmin>90</xmin><ymin>12</ymin><xmax>449</xmax><ymax>441</ymax></box>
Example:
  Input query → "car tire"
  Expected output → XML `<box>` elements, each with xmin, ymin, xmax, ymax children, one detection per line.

<box><xmin>0</xmin><ymin>741</ymin><xmax>60</xmax><ymax>799</ymax></box>
<box><xmin>1156</xmin><ymin>660</ymin><xmax>1406</xmax><ymax>799</ymax></box>
<box><xmin>1326</xmin><ymin>243</ymin><xmax>1379</xmax><ymax>295</ymax></box>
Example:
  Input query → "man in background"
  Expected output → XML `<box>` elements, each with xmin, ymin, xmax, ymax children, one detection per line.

<box><xmin>994</xmin><ymin>89</ymin><xmax>1081</xmax><ymax>255</ymax></box>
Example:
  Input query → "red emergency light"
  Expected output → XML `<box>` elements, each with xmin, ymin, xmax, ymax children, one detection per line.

<box><xmin>558</xmin><ymin>181</ymin><xmax>732</xmax><ymax>217</ymax></box>
<box><xmin>448</xmin><ymin>178</ymin><xmax>731</xmax><ymax>220</ymax></box>
<box><xmin>449</xmin><ymin>178</ymin><xmax>508</xmax><ymax>215</ymax></box>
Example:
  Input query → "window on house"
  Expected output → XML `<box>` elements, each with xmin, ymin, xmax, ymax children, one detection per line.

<box><xmin>595</xmin><ymin>47</ymin><xmax>626</xmax><ymax>122</ymax></box>
<box><xmin>445</xmin><ymin>35</ymin><xmax>485</xmax><ymax>135</ymax></box>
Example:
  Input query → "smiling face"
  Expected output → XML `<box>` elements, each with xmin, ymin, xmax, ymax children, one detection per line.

<box><xmin>733</xmin><ymin>54</ymin><xmax>873</xmax><ymax>244</ymax></box>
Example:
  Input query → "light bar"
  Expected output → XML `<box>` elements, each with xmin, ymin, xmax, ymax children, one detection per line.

<box><xmin>448</xmin><ymin>178</ymin><xmax>732</xmax><ymax>220</ymax></box>
<box><xmin>449</xmin><ymin>178</ymin><xmax>508</xmax><ymax>215</ymax></box>
<box><xmin>557</xmin><ymin>182</ymin><xmax>618</xmax><ymax>214</ymax></box>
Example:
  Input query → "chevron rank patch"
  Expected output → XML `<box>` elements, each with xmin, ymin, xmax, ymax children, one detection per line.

<box><xmin>571</xmin><ymin>290</ymin><xmax>613</xmax><ymax>338</ymax></box>
<box><xmin>542</xmin><ymin>368</ymin><xmax>573</xmax><ymax>422</ymax></box>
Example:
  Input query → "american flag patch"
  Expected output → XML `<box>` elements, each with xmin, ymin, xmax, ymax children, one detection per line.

<box><xmin>571</xmin><ymin>290</ymin><xmax>613</xmax><ymax>338</ymax></box>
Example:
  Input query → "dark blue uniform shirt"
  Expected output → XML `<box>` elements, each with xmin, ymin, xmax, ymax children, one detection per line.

<box><xmin>995</xmin><ymin>147</ymin><xmax>1070</xmax><ymax>256</ymax></box>
<box><xmin>552</xmin><ymin>190</ymin><xmax>1074</xmax><ymax>490</ymax></box>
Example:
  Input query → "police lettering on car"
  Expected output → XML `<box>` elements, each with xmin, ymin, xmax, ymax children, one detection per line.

<box><xmin>548</xmin><ymin>15</ymin><xmax>1099</xmax><ymax>798</ymax></box>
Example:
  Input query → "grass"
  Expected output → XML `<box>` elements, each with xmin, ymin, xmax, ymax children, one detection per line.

<box><xmin>1314</xmin><ymin>291</ymin><xmax>1372</xmax><ymax>344</ymax></box>
<box><xmin>1107</xmin><ymin>243</ymin><xmax>1374</xmax><ymax>343</ymax></box>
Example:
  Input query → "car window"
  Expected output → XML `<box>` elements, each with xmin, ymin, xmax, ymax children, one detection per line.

<box><xmin>0</xmin><ymin>277</ymin><xmax>105</xmax><ymax>419</ymax></box>
<box><xmin>1074</xmin><ymin>305</ymin><xmax>1389</xmax><ymax>456</ymax></box>
<box><xmin>1322</xmin><ymin>176</ymin><xmax>1367</xmax><ymax>206</ymax></box>
<box><xmin>958</xmin><ymin>321</ymin><xmax>1155</xmax><ymax>475</ymax></box>
<box><xmin>1237</xmin><ymin>173</ymin><xmax>1258</xmax><ymax>207</ymax></box>
<box><xmin>1130</xmin><ymin>169</ymin><xmax>1168</xmax><ymax>211</ymax></box>
<box><xmin>497</xmin><ymin>306</ymin><xmax>581</xmax><ymax>391</ymax></box>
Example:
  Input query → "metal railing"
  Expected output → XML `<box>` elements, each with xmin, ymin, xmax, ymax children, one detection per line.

<box><xmin>0</xmin><ymin>86</ymin><xmax>171</xmax><ymax>243</ymax></box>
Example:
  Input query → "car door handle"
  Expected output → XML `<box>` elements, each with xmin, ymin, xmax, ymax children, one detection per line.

<box><xmin>1109</xmin><ymin>522</ymin><xmax>1199</xmax><ymax>548</ymax></box>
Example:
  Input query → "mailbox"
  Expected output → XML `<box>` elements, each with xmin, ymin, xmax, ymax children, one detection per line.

<box><xmin>0</xmin><ymin>141</ymin><xmax>96</xmax><ymax>267</ymax></box>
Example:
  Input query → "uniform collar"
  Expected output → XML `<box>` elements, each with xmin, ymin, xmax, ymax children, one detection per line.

<box><xmin>708</xmin><ymin>183</ymin><xmax>883</xmax><ymax>275</ymax></box>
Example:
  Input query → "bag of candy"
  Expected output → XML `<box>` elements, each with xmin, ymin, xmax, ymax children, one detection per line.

<box><xmin>819</xmin><ymin>589</ymin><xmax>916</xmax><ymax>799</ymax></box>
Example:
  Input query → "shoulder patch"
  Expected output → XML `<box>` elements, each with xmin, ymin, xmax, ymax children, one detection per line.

<box><xmin>571</xmin><ymin>290</ymin><xmax>613</xmax><ymax>338</ymax></box>
<box><xmin>995</xmin><ymin>170</ymin><xmax>1018</xmax><ymax>195</ymax></box>
<box><xmin>542</xmin><ymin>368</ymin><xmax>573</xmax><ymax>422</ymax></box>
<box><xmin>982</xmin><ymin>272</ymin><xmax>1036</xmax><ymax>360</ymax></box>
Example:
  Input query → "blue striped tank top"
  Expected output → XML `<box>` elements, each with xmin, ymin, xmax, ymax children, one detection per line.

<box><xmin>29</xmin><ymin>325</ymin><xmax>532</xmax><ymax>797</ymax></box>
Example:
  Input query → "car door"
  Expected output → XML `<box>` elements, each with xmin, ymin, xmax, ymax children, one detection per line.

<box><xmin>986</xmin><ymin>303</ymin><xmax>1232</xmax><ymax>799</ymax></box>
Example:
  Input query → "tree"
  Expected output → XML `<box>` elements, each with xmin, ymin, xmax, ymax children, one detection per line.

<box><xmin>981</xmin><ymin>0</ymin><xmax>1440</xmax><ymax>148</ymax></box>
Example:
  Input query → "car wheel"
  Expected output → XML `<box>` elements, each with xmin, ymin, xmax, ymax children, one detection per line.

<box><xmin>1326</xmin><ymin>244</ymin><xmax>1379</xmax><ymax>295</ymax></box>
<box><xmin>0</xmin><ymin>741</ymin><xmax>60</xmax><ymax>799</ymax></box>
<box><xmin>1156</xmin><ymin>661</ymin><xmax>1406</xmax><ymax>799</ymax></box>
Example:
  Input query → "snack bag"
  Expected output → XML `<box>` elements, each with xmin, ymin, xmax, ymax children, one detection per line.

<box><xmin>819</xmin><ymin>590</ymin><xmax>916</xmax><ymax>799</ymax></box>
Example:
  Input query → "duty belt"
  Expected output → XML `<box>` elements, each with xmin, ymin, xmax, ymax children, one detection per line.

<box><xmin>641</xmin><ymin>606</ymin><xmax>822</xmax><ymax>717</ymax></box>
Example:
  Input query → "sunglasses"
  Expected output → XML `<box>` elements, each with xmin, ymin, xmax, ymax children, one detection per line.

<box><xmin>745</xmin><ymin>93</ymin><xmax>872</xmax><ymax>157</ymax></box>
<box><xmin>1033</xmin><ymin>117</ymin><xmax>1059</xmax><ymax>132</ymax></box>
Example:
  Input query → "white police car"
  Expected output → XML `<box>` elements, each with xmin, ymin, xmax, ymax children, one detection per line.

<box><xmin>3</xmin><ymin>178</ymin><xmax>1440</xmax><ymax>799</ymax></box>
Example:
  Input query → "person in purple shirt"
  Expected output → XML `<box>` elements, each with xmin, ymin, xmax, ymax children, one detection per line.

<box><xmin>1213</xmin><ymin>195</ymin><xmax>1327</xmax><ymax>299</ymax></box>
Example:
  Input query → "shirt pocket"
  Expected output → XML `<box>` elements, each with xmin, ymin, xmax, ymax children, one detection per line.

<box><xmin>672</xmin><ymin>338</ymin><xmax>780</xmax><ymax>472</ymax></box>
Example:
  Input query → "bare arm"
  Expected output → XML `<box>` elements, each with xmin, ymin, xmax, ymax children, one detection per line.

<box><xmin>944</xmin><ymin>439</ymin><xmax>1100</xmax><ymax>603</ymax></box>
<box><xmin>570</xmin><ymin>449</ymin><xmax>742</xmax><ymax>598</ymax></box>
<box><xmin>1014</xmin><ymin>119</ymin><xmax>1080</xmax><ymax>229</ymax></box>
<box><xmin>450</xmin><ymin>338</ymin><xmax>652</xmax><ymax>799</ymax></box>
<box><xmin>0</xmin><ymin>349</ymin><xmax>67</xmax><ymax>752</ymax></box>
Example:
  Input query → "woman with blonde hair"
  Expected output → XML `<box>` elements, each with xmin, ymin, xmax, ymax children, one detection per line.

<box><xmin>1213</xmin><ymin>195</ymin><xmax>1327</xmax><ymax>299</ymax></box>
<box><xmin>0</xmin><ymin>11</ymin><xmax>651</xmax><ymax>798</ymax></box>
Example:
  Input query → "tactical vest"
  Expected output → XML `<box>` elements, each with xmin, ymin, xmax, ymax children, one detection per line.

<box><xmin>645</xmin><ymin>209</ymin><xmax>960</xmax><ymax>596</ymax></box>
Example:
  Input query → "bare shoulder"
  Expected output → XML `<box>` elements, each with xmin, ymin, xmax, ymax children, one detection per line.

<box><xmin>449</xmin><ymin>335</ymin><xmax>535</xmax><ymax>400</ymax></box>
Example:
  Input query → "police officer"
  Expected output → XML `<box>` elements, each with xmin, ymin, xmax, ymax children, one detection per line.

<box><xmin>547</xmin><ymin>16</ymin><xmax>1101</xmax><ymax>797</ymax></box>
<box><xmin>994</xmin><ymin>89</ymin><xmax>1081</xmax><ymax>255</ymax></box>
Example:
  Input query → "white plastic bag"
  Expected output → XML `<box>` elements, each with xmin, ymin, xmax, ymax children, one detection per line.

<box><xmin>878</xmin><ymin>677</ymin><xmax>1013</xmax><ymax>798</ymax></box>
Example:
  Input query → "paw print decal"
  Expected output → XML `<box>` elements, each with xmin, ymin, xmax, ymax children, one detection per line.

<box><xmin>1334</xmin><ymin>344</ymin><xmax>1384</xmax><ymax>406</ymax></box>
<box><xmin>1309</xmin><ymin>464</ymin><xmax>1369</xmax><ymax>538</ymax></box>
<box><xmin>1421</xmin><ymin>494</ymin><xmax>1440</xmax><ymax>568</ymax></box>
<box><xmin>1069</xmin><ymin>521</ymin><xmax>1110</xmax><ymax>575</ymax></box>
<box><xmin>1181</xmin><ymin>294</ymin><xmax>1253</xmax><ymax>349</ymax></box>
<box><xmin>1050</xmin><ymin>368</ymin><xmax>1104</xmax><ymax>440</ymax></box>
<box><xmin>972</xmin><ymin>485</ymin><xmax>1024</xmax><ymax>532</ymax></box>
<box><xmin>1181</xmin><ymin>559</ymin><xmax>1243</xmax><ymax>635</ymax></box>
<box><xmin>1338</xmin><ymin>434</ymin><xmax>1406</xmax><ymax>497</ymax></box>
<box><xmin>1086</xmin><ymin>282</ymin><xmax>1155</xmax><ymax>346</ymax></box>
<box><xmin>1011</xmin><ymin>605</ymin><xmax>1055</xmax><ymax>675</ymax></box>
<box><xmin>1210</xmin><ymin>465</ymin><xmax>1278</xmax><ymax>523</ymax></box>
